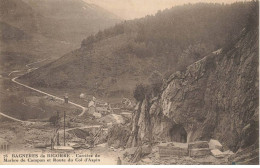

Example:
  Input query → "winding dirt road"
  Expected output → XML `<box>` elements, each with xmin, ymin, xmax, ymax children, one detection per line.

<box><xmin>1</xmin><ymin>59</ymin><xmax>87</xmax><ymax>122</ymax></box>
<box><xmin>0</xmin><ymin>111</ymin><xmax>34</xmax><ymax>123</ymax></box>
<box><xmin>25</xmin><ymin>59</ymin><xmax>48</xmax><ymax>68</ymax></box>
<box><xmin>12</xmin><ymin>76</ymin><xmax>87</xmax><ymax>114</ymax></box>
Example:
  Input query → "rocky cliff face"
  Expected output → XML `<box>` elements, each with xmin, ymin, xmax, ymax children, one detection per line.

<box><xmin>127</xmin><ymin>25</ymin><xmax>259</xmax><ymax>153</ymax></box>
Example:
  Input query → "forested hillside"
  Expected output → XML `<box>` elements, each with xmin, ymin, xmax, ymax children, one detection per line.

<box><xmin>125</xmin><ymin>4</ymin><xmax>259</xmax><ymax>164</ymax></box>
<box><xmin>81</xmin><ymin>2</ymin><xmax>253</xmax><ymax>71</ymax></box>
<box><xmin>21</xmin><ymin>1</ymin><xmax>257</xmax><ymax>98</ymax></box>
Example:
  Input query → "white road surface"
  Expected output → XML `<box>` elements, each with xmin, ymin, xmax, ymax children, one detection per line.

<box><xmin>25</xmin><ymin>59</ymin><xmax>48</xmax><ymax>68</ymax></box>
<box><xmin>0</xmin><ymin>111</ymin><xmax>34</xmax><ymax>123</ymax></box>
<box><xmin>12</xmin><ymin>76</ymin><xmax>87</xmax><ymax>115</ymax></box>
<box><xmin>8</xmin><ymin>70</ymin><xmax>22</xmax><ymax>76</ymax></box>
<box><xmin>58</xmin><ymin>125</ymin><xmax>102</xmax><ymax>133</ymax></box>
<box><xmin>0</xmin><ymin>59</ymin><xmax>87</xmax><ymax>122</ymax></box>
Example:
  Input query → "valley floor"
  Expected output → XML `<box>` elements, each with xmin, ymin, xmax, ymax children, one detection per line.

<box><xmin>0</xmin><ymin>56</ymin><xmax>257</xmax><ymax>165</ymax></box>
<box><xmin>0</xmin><ymin>120</ymin><xmax>232</xmax><ymax>165</ymax></box>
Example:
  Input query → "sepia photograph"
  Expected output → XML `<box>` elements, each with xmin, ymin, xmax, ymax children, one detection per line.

<box><xmin>0</xmin><ymin>0</ymin><xmax>259</xmax><ymax>165</ymax></box>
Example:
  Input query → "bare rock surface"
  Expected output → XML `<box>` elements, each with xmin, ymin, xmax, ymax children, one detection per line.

<box><xmin>126</xmin><ymin>22</ymin><xmax>259</xmax><ymax>164</ymax></box>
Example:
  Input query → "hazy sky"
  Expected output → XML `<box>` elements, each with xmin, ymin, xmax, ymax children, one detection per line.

<box><xmin>85</xmin><ymin>0</ymin><xmax>249</xmax><ymax>19</ymax></box>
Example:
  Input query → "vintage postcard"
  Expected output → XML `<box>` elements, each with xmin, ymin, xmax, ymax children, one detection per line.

<box><xmin>0</xmin><ymin>0</ymin><xmax>259</xmax><ymax>165</ymax></box>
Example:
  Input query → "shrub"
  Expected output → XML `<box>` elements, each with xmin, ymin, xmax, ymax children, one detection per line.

<box><xmin>49</xmin><ymin>115</ymin><xmax>59</xmax><ymax>126</ymax></box>
<box><xmin>133</xmin><ymin>84</ymin><xmax>146</xmax><ymax>102</ymax></box>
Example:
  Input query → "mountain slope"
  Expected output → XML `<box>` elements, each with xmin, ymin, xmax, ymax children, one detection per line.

<box><xmin>126</xmin><ymin>9</ymin><xmax>258</xmax><ymax>164</ymax></box>
<box><xmin>22</xmin><ymin>0</ymin><xmax>121</xmax><ymax>44</ymax></box>
<box><xmin>0</xmin><ymin>0</ymin><xmax>121</xmax><ymax>72</ymax></box>
<box><xmin>0</xmin><ymin>0</ymin><xmax>40</xmax><ymax>34</ymax></box>
<box><xmin>20</xmin><ymin>2</ymin><xmax>256</xmax><ymax>99</ymax></box>
<box><xmin>0</xmin><ymin>22</ymin><xmax>29</xmax><ymax>42</ymax></box>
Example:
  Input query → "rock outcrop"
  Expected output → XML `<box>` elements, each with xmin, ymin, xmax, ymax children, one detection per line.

<box><xmin>107</xmin><ymin>124</ymin><xmax>131</xmax><ymax>149</ymax></box>
<box><xmin>127</xmin><ymin>21</ymin><xmax>259</xmax><ymax>161</ymax></box>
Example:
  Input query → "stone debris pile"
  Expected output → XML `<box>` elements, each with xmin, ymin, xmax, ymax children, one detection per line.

<box><xmin>122</xmin><ymin>139</ymin><xmax>236</xmax><ymax>164</ymax></box>
<box><xmin>209</xmin><ymin>139</ymin><xmax>223</xmax><ymax>151</ymax></box>
<box><xmin>159</xmin><ymin>142</ymin><xmax>188</xmax><ymax>157</ymax></box>
<box><xmin>188</xmin><ymin>141</ymin><xmax>211</xmax><ymax>157</ymax></box>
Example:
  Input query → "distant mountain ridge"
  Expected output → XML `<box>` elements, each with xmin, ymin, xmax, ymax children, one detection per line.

<box><xmin>22</xmin><ymin>0</ymin><xmax>121</xmax><ymax>43</ymax></box>
<box><xmin>0</xmin><ymin>0</ymin><xmax>121</xmax><ymax>71</ymax></box>
<box><xmin>20</xmin><ymin>1</ymin><xmax>257</xmax><ymax>99</ymax></box>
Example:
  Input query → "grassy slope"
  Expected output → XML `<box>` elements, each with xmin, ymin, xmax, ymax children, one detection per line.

<box><xmin>0</xmin><ymin>0</ymin><xmax>121</xmax><ymax>73</ymax></box>
<box><xmin>20</xmin><ymin>2</ymin><xmax>256</xmax><ymax>99</ymax></box>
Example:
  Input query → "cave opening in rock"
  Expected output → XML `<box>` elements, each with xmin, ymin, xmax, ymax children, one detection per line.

<box><xmin>169</xmin><ymin>124</ymin><xmax>187</xmax><ymax>143</ymax></box>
